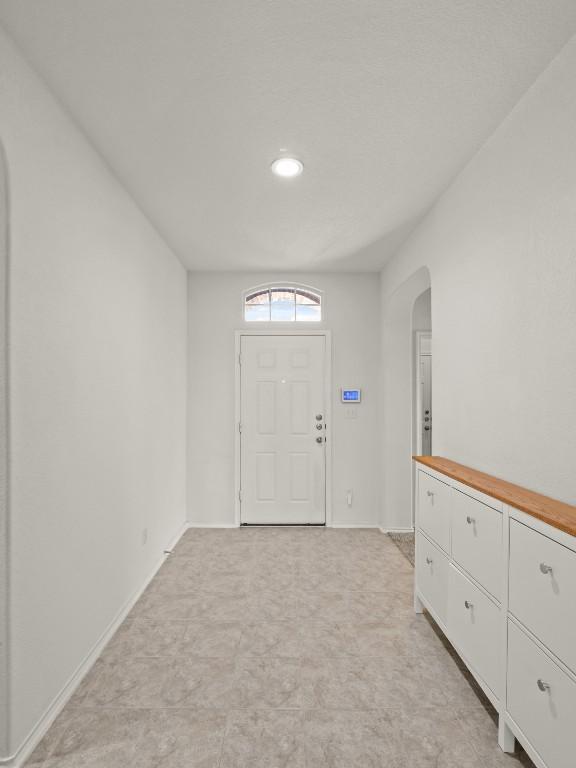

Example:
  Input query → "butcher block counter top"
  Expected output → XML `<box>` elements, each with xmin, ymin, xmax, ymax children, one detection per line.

<box><xmin>413</xmin><ymin>455</ymin><xmax>576</xmax><ymax>538</ymax></box>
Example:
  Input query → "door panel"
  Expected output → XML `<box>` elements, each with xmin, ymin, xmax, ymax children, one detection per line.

<box><xmin>257</xmin><ymin>381</ymin><xmax>276</xmax><ymax>433</ymax></box>
<box><xmin>290</xmin><ymin>382</ymin><xmax>309</xmax><ymax>434</ymax></box>
<box><xmin>241</xmin><ymin>335</ymin><xmax>326</xmax><ymax>524</ymax></box>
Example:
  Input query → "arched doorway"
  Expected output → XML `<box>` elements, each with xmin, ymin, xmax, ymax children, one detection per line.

<box><xmin>380</xmin><ymin>266</ymin><xmax>431</xmax><ymax>532</ymax></box>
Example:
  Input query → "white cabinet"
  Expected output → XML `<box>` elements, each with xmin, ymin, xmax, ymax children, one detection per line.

<box><xmin>417</xmin><ymin>471</ymin><xmax>451</xmax><ymax>553</ymax></box>
<box><xmin>416</xmin><ymin>532</ymin><xmax>449</xmax><ymax>626</ymax></box>
<box><xmin>447</xmin><ymin>564</ymin><xmax>500</xmax><ymax>696</ymax></box>
<box><xmin>414</xmin><ymin>462</ymin><xmax>576</xmax><ymax>768</ymax></box>
<box><xmin>507</xmin><ymin>621</ymin><xmax>576</xmax><ymax>768</ymax></box>
<box><xmin>415</xmin><ymin>468</ymin><xmax>501</xmax><ymax>709</ymax></box>
<box><xmin>451</xmin><ymin>489</ymin><xmax>503</xmax><ymax>601</ymax></box>
<box><xmin>509</xmin><ymin>519</ymin><xmax>576</xmax><ymax>676</ymax></box>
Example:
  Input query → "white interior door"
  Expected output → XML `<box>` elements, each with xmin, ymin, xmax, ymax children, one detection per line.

<box><xmin>420</xmin><ymin>353</ymin><xmax>432</xmax><ymax>455</ymax></box>
<box><xmin>240</xmin><ymin>335</ymin><xmax>326</xmax><ymax>524</ymax></box>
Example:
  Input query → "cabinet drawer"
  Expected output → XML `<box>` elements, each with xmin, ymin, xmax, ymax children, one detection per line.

<box><xmin>507</xmin><ymin>620</ymin><xmax>576</xmax><ymax>768</ymax></box>
<box><xmin>509</xmin><ymin>519</ymin><xmax>576</xmax><ymax>674</ymax></box>
<box><xmin>418</xmin><ymin>471</ymin><xmax>451</xmax><ymax>553</ymax></box>
<box><xmin>451</xmin><ymin>490</ymin><xmax>502</xmax><ymax>601</ymax></box>
<box><xmin>448</xmin><ymin>564</ymin><xmax>500</xmax><ymax>695</ymax></box>
<box><xmin>416</xmin><ymin>532</ymin><xmax>449</xmax><ymax>626</ymax></box>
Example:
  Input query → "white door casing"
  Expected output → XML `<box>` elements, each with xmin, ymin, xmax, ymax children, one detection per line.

<box><xmin>238</xmin><ymin>334</ymin><xmax>327</xmax><ymax>524</ymax></box>
<box><xmin>415</xmin><ymin>332</ymin><xmax>432</xmax><ymax>456</ymax></box>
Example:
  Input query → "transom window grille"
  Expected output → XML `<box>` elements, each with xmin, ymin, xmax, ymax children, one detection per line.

<box><xmin>244</xmin><ymin>286</ymin><xmax>322</xmax><ymax>322</ymax></box>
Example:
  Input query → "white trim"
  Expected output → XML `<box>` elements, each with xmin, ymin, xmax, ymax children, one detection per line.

<box><xmin>412</xmin><ymin>331</ymin><xmax>431</xmax><ymax>529</ymax></box>
<box><xmin>330</xmin><ymin>523</ymin><xmax>379</xmax><ymax>529</ymax></box>
<box><xmin>187</xmin><ymin>522</ymin><xmax>237</xmax><ymax>528</ymax></box>
<box><xmin>1</xmin><ymin>521</ymin><xmax>188</xmax><ymax>768</ymax></box>
<box><xmin>234</xmin><ymin>330</ymin><xmax>333</xmax><ymax>527</ymax></box>
<box><xmin>380</xmin><ymin>526</ymin><xmax>415</xmax><ymax>534</ymax></box>
<box><xmin>0</xmin><ymin>141</ymin><xmax>9</xmax><ymax>761</ymax></box>
<box><xmin>414</xmin><ymin>331</ymin><xmax>432</xmax><ymax>457</ymax></box>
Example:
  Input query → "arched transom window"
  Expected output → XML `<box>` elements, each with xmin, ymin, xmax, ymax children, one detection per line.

<box><xmin>244</xmin><ymin>285</ymin><xmax>322</xmax><ymax>322</ymax></box>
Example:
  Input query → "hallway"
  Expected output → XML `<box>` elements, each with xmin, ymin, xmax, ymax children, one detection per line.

<box><xmin>27</xmin><ymin>528</ymin><xmax>532</xmax><ymax>767</ymax></box>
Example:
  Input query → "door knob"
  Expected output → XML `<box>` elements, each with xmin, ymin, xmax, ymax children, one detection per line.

<box><xmin>424</xmin><ymin>426</ymin><xmax>430</xmax><ymax>431</ymax></box>
<box><xmin>316</xmin><ymin>436</ymin><xmax>323</xmax><ymax>444</ymax></box>
<box><xmin>316</xmin><ymin>414</ymin><xmax>323</xmax><ymax>421</ymax></box>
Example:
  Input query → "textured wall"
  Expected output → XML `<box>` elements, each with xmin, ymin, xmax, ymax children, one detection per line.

<box><xmin>380</xmin><ymin>35</ymin><xmax>576</xmax><ymax>528</ymax></box>
<box><xmin>188</xmin><ymin>272</ymin><xmax>381</xmax><ymax>527</ymax></box>
<box><xmin>0</xmin><ymin>28</ymin><xmax>187</xmax><ymax>760</ymax></box>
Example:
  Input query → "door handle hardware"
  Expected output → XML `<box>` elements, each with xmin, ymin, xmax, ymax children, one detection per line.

<box><xmin>466</xmin><ymin>516</ymin><xmax>475</xmax><ymax>525</ymax></box>
<box><xmin>426</xmin><ymin>490</ymin><xmax>434</xmax><ymax>498</ymax></box>
<box><xmin>539</xmin><ymin>563</ymin><xmax>553</xmax><ymax>575</ymax></box>
<box><xmin>424</xmin><ymin>426</ymin><xmax>430</xmax><ymax>431</ymax></box>
<box><xmin>315</xmin><ymin>436</ymin><xmax>323</xmax><ymax>444</ymax></box>
<box><xmin>464</xmin><ymin>600</ymin><xmax>473</xmax><ymax>610</ymax></box>
<box><xmin>316</xmin><ymin>424</ymin><xmax>323</xmax><ymax>430</ymax></box>
<box><xmin>425</xmin><ymin>557</ymin><xmax>433</xmax><ymax>565</ymax></box>
<box><xmin>537</xmin><ymin>679</ymin><xmax>550</xmax><ymax>692</ymax></box>
<box><xmin>315</xmin><ymin>414</ymin><xmax>323</xmax><ymax>421</ymax></box>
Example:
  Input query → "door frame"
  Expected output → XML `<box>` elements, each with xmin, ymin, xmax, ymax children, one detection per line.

<box><xmin>414</xmin><ymin>331</ymin><xmax>432</xmax><ymax>456</ymax></box>
<box><xmin>412</xmin><ymin>331</ymin><xmax>432</xmax><ymax>527</ymax></box>
<box><xmin>234</xmin><ymin>330</ymin><xmax>333</xmax><ymax>527</ymax></box>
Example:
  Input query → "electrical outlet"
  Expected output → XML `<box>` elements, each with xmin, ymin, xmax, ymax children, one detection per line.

<box><xmin>141</xmin><ymin>528</ymin><xmax>148</xmax><ymax>546</ymax></box>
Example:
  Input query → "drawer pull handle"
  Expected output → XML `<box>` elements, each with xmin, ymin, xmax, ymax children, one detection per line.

<box><xmin>537</xmin><ymin>679</ymin><xmax>550</xmax><ymax>693</ymax></box>
<box><xmin>426</xmin><ymin>557</ymin><xmax>433</xmax><ymax>565</ymax></box>
<box><xmin>464</xmin><ymin>600</ymin><xmax>473</xmax><ymax>610</ymax></box>
<box><xmin>466</xmin><ymin>516</ymin><xmax>475</xmax><ymax>525</ymax></box>
<box><xmin>539</xmin><ymin>563</ymin><xmax>553</xmax><ymax>575</ymax></box>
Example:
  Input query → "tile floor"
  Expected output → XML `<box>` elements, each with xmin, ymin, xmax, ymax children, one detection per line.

<box><xmin>26</xmin><ymin>527</ymin><xmax>534</xmax><ymax>767</ymax></box>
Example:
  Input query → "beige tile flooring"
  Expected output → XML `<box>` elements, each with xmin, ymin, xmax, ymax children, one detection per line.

<box><xmin>26</xmin><ymin>527</ymin><xmax>535</xmax><ymax>767</ymax></box>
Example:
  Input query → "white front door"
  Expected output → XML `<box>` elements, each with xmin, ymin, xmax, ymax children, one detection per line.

<box><xmin>240</xmin><ymin>335</ymin><xmax>326</xmax><ymax>524</ymax></box>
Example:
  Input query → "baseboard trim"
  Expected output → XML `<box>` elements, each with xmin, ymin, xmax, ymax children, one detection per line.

<box><xmin>1</xmin><ymin>520</ymin><xmax>188</xmax><ymax>768</ymax></box>
<box><xmin>380</xmin><ymin>527</ymin><xmax>415</xmax><ymax>534</ymax></box>
<box><xmin>330</xmin><ymin>523</ymin><xmax>379</xmax><ymax>528</ymax></box>
<box><xmin>186</xmin><ymin>522</ymin><xmax>238</xmax><ymax>528</ymax></box>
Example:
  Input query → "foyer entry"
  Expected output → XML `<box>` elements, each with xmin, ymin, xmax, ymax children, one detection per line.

<box><xmin>238</xmin><ymin>334</ymin><xmax>327</xmax><ymax>525</ymax></box>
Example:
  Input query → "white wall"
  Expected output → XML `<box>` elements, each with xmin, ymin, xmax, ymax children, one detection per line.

<box><xmin>188</xmin><ymin>272</ymin><xmax>380</xmax><ymax>527</ymax></box>
<box><xmin>0</xmin><ymin>27</ymin><xmax>187</xmax><ymax>762</ymax></box>
<box><xmin>380</xmin><ymin>33</ymin><xmax>576</xmax><ymax>529</ymax></box>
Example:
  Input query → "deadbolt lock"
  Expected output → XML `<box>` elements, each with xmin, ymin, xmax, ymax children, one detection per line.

<box><xmin>316</xmin><ymin>436</ymin><xmax>323</xmax><ymax>444</ymax></box>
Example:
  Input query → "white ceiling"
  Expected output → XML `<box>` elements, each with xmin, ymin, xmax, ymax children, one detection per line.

<box><xmin>1</xmin><ymin>2</ymin><xmax>576</xmax><ymax>272</ymax></box>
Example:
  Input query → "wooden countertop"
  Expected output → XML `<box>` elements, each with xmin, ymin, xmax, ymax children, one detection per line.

<box><xmin>413</xmin><ymin>456</ymin><xmax>576</xmax><ymax>538</ymax></box>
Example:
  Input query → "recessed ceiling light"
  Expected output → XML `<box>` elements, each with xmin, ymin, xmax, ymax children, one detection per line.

<box><xmin>271</xmin><ymin>157</ymin><xmax>303</xmax><ymax>178</ymax></box>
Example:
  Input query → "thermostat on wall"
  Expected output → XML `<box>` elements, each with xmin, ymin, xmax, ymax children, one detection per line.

<box><xmin>341</xmin><ymin>388</ymin><xmax>361</xmax><ymax>403</ymax></box>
